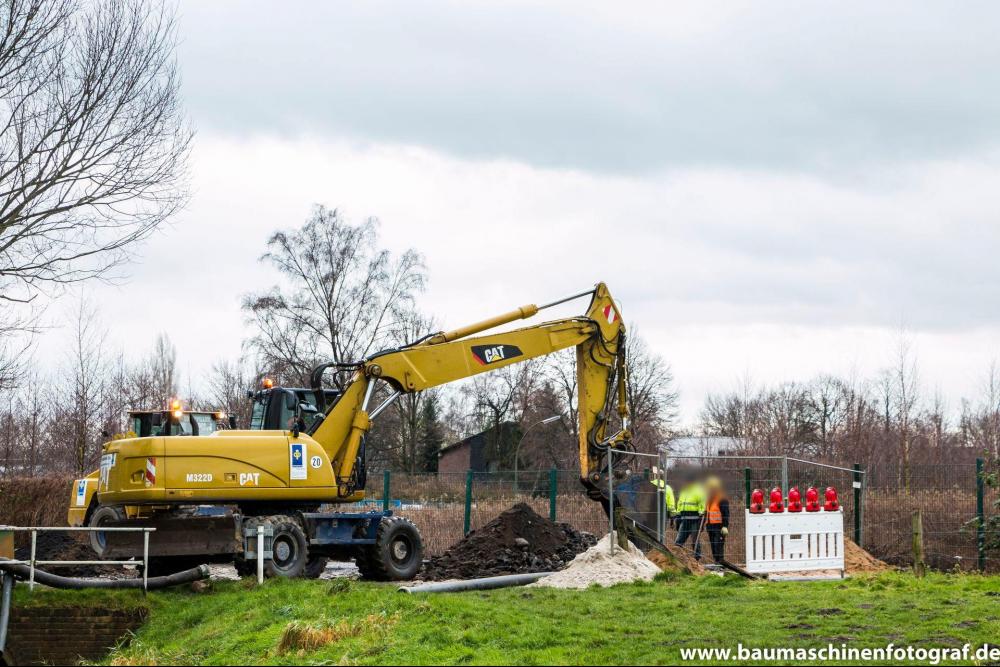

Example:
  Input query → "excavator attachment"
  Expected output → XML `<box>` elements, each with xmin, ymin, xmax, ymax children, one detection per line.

<box><xmin>609</xmin><ymin>473</ymin><xmax>661</xmax><ymax>532</ymax></box>
<box><xmin>100</xmin><ymin>514</ymin><xmax>241</xmax><ymax>559</ymax></box>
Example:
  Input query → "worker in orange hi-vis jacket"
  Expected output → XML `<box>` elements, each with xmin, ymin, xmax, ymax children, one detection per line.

<box><xmin>704</xmin><ymin>476</ymin><xmax>731</xmax><ymax>563</ymax></box>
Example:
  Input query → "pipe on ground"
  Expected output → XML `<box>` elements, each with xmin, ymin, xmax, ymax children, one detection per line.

<box><xmin>0</xmin><ymin>572</ymin><xmax>13</xmax><ymax>654</ymax></box>
<box><xmin>399</xmin><ymin>572</ymin><xmax>552</xmax><ymax>594</ymax></box>
<box><xmin>0</xmin><ymin>562</ymin><xmax>209</xmax><ymax>590</ymax></box>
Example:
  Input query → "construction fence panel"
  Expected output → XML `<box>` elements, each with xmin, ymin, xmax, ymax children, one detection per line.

<box><xmin>863</xmin><ymin>461</ymin><xmax>991</xmax><ymax>572</ymax></box>
<box><xmin>371</xmin><ymin>457</ymin><xmax>996</xmax><ymax>570</ymax></box>
<box><xmin>656</xmin><ymin>457</ymin><xmax>786</xmax><ymax>564</ymax></box>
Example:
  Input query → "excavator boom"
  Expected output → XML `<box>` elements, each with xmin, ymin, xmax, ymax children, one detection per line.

<box><xmin>90</xmin><ymin>282</ymin><xmax>630</xmax><ymax>508</ymax></box>
<box><xmin>309</xmin><ymin>282</ymin><xmax>629</xmax><ymax>497</ymax></box>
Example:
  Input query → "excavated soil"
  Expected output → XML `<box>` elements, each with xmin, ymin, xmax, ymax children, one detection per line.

<box><xmin>646</xmin><ymin>544</ymin><xmax>707</xmax><ymax>575</ymax></box>
<box><xmin>420</xmin><ymin>503</ymin><xmax>597</xmax><ymax>581</ymax></box>
<box><xmin>13</xmin><ymin>531</ymin><xmax>117</xmax><ymax>578</ymax></box>
<box><xmin>844</xmin><ymin>538</ymin><xmax>891</xmax><ymax>573</ymax></box>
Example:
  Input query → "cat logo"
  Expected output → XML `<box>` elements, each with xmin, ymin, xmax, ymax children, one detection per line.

<box><xmin>239</xmin><ymin>472</ymin><xmax>260</xmax><ymax>487</ymax></box>
<box><xmin>471</xmin><ymin>344</ymin><xmax>523</xmax><ymax>366</ymax></box>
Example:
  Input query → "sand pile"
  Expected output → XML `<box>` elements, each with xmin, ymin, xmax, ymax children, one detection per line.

<box><xmin>421</xmin><ymin>503</ymin><xmax>596</xmax><ymax>581</ymax></box>
<box><xmin>532</xmin><ymin>533</ymin><xmax>661</xmax><ymax>589</ymax></box>
<box><xmin>844</xmin><ymin>539</ymin><xmax>890</xmax><ymax>573</ymax></box>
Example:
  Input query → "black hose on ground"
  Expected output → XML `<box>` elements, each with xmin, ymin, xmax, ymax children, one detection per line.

<box><xmin>0</xmin><ymin>562</ymin><xmax>209</xmax><ymax>590</ymax></box>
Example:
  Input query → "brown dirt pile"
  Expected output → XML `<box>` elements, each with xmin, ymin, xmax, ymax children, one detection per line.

<box><xmin>13</xmin><ymin>531</ymin><xmax>116</xmax><ymax>578</ymax></box>
<box><xmin>421</xmin><ymin>503</ymin><xmax>596</xmax><ymax>581</ymax></box>
<box><xmin>646</xmin><ymin>544</ymin><xmax>707</xmax><ymax>575</ymax></box>
<box><xmin>844</xmin><ymin>538</ymin><xmax>891</xmax><ymax>573</ymax></box>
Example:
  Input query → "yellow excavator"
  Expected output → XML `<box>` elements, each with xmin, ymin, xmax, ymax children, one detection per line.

<box><xmin>70</xmin><ymin>282</ymin><xmax>634</xmax><ymax>580</ymax></box>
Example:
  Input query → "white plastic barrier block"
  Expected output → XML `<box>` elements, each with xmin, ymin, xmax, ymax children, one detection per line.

<box><xmin>745</xmin><ymin>509</ymin><xmax>844</xmax><ymax>575</ymax></box>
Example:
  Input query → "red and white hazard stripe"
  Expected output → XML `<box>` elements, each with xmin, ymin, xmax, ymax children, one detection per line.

<box><xmin>602</xmin><ymin>304</ymin><xmax>618</xmax><ymax>324</ymax></box>
<box><xmin>145</xmin><ymin>457</ymin><xmax>157</xmax><ymax>487</ymax></box>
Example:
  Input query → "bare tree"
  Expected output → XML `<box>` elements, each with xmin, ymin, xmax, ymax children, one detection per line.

<box><xmin>456</xmin><ymin>361</ymin><xmax>542</xmax><ymax>469</ymax></box>
<box><xmin>382</xmin><ymin>311</ymin><xmax>437</xmax><ymax>472</ymax></box>
<box><xmin>48</xmin><ymin>300</ymin><xmax>106</xmax><ymax>474</ymax></box>
<box><xmin>0</xmin><ymin>0</ymin><xmax>190</xmax><ymax>299</ymax></box>
<box><xmin>243</xmin><ymin>206</ymin><xmax>425</xmax><ymax>383</ymax></box>
<box><xmin>701</xmin><ymin>372</ymin><xmax>758</xmax><ymax>450</ymax></box>
<box><xmin>206</xmin><ymin>358</ymin><xmax>257</xmax><ymax>428</ymax></box>
<box><xmin>625</xmin><ymin>332</ymin><xmax>679</xmax><ymax>453</ymax></box>
<box><xmin>147</xmin><ymin>332</ymin><xmax>177</xmax><ymax>407</ymax></box>
<box><xmin>959</xmin><ymin>361</ymin><xmax>1000</xmax><ymax>460</ymax></box>
<box><xmin>122</xmin><ymin>332</ymin><xmax>177</xmax><ymax>410</ymax></box>
<box><xmin>893</xmin><ymin>334</ymin><xmax>919</xmax><ymax>492</ymax></box>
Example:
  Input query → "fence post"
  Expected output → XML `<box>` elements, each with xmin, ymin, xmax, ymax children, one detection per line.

<box><xmin>853</xmin><ymin>464</ymin><xmax>863</xmax><ymax>547</ymax></box>
<box><xmin>976</xmin><ymin>458</ymin><xmax>986</xmax><ymax>572</ymax></box>
<box><xmin>744</xmin><ymin>467</ymin><xmax>751</xmax><ymax>507</ymax></box>
<box><xmin>549</xmin><ymin>468</ymin><xmax>558</xmax><ymax>522</ymax></box>
<box><xmin>463</xmin><ymin>469</ymin><xmax>473</xmax><ymax>535</ymax></box>
<box><xmin>912</xmin><ymin>510</ymin><xmax>925</xmax><ymax>577</ymax></box>
<box><xmin>383</xmin><ymin>469</ymin><xmax>391</xmax><ymax>512</ymax></box>
<box><xmin>781</xmin><ymin>456</ymin><xmax>789</xmax><ymax>498</ymax></box>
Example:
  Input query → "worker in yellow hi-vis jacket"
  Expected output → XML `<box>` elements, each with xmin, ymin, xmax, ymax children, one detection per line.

<box><xmin>674</xmin><ymin>473</ymin><xmax>706</xmax><ymax>560</ymax></box>
<box><xmin>651</xmin><ymin>471</ymin><xmax>676</xmax><ymax>524</ymax></box>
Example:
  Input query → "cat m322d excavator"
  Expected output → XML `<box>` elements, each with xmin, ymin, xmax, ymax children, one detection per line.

<box><xmin>68</xmin><ymin>282</ymin><xmax>642</xmax><ymax>581</ymax></box>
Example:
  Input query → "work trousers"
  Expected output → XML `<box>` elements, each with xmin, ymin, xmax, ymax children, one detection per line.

<box><xmin>674</xmin><ymin>515</ymin><xmax>703</xmax><ymax>560</ymax></box>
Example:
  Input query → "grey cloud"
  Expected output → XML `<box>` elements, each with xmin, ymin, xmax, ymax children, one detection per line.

<box><xmin>178</xmin><ymin>1</ymin><xmax>1000</xmax><ymax>174</ymax></box>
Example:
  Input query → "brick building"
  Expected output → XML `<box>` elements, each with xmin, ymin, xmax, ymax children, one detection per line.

<box><xmin>437</xmin><ymin>422</ymin><xmax>519</xmax><ymax>474</ymax></box>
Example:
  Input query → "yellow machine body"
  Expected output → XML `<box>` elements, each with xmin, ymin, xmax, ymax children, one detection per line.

<box><xmin>76</xmin><ymin>282</ymin><xmax>629</xmax><ymax>516</ymax></box>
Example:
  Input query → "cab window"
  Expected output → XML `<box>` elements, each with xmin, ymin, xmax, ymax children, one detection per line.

<box><xmin>278</xmin><ymin>395</ymin><xmax>296</xmax><ymax>431</ymax></box>
<box><xmin>192</xmin><ymin>413</ymin><xmax>218</xmax><ymax>435</ymax></box>
<box><xmin>250</xmin><ymin>399</ymin><xmax>266</xmax><ymax>430</ymax></box>
<box><xmin>168</xmin><ymin>415</ymin><xmax>195</xmax><ymax>436</ymax></box>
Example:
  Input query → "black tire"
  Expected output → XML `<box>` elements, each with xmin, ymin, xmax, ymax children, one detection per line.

<box><xmin>263</xmin><ymin>515</ymin><xmax>308</xmax><ymax>578</ymax></box>
<box><xmin>354</xmin><ymin>516</ymin><xmax>423</xmax><ymax>581</ymax></box>
<box><xmin>354</xmin><ymin>546</ymin><xmax>375</xmax><ymax>580</ymax></box>
<box><xmin>88</xmin><ymin>505</ymin><xmax>124</xmax><ymax>557</ymax></box>
<box><xmin>304</xmin><ymin>555</ymin><xmax>329</xmax><ymax>579</ymax></box>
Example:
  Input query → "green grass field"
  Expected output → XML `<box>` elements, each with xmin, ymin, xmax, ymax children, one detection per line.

<box><xmin>12</xmin><ymin>572</ymin><xmax>1000</xmax><ymax>665</ymax></box>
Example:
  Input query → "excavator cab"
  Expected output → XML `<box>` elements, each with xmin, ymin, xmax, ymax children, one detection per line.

<box><xmin>247</xmin><ymin>381</ymin><xmax>340</xmax><ymax>432</ymax></box>
<box><xmin>129</xmin><ymin>409</ymin><xmax>230</xmax><ymax>438</ymax></box>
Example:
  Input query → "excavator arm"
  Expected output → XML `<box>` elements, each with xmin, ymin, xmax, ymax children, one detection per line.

<box><xmin>308</xmin><ymin>282</ymin><xmax>631</xmax><ymax>498</ymax></box>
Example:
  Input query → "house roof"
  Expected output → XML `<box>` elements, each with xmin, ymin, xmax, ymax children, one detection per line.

<box><xmin>660</xmin><ymin>436</ymin><xmax>747</xmax><ymax>459</ymax></box>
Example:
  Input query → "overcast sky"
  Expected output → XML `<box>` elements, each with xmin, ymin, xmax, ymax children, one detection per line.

<box><xmin>41</xmin><ymin>1</ymin><xmax>1000</xmax><ymax>426</ymax></box>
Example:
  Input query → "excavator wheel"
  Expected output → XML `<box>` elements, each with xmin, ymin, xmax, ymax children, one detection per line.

<box><xmin>88</xmin><ymin>505</ymin><xmax>124</xmax><ymax>557</ymax></box>
<box><xmin>234</xmin><ymin>515</ymin><xmax>309</xmax><ymax>579</ymax></box>
<box><xmin>354</xmin><ymin>516</ymin><xmax>423</xmax><ymax>581</ymax></box>
<box><xmin>304</xmin><ymin>555</ymin><xmax>330</xmax><ymax>579</ymax></box>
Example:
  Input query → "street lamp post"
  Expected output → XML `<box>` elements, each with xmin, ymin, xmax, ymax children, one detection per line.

<box><xmin>513</xmin><ymin>415</ymin><xmax>561</xmax><ymax>491</ymax></box>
